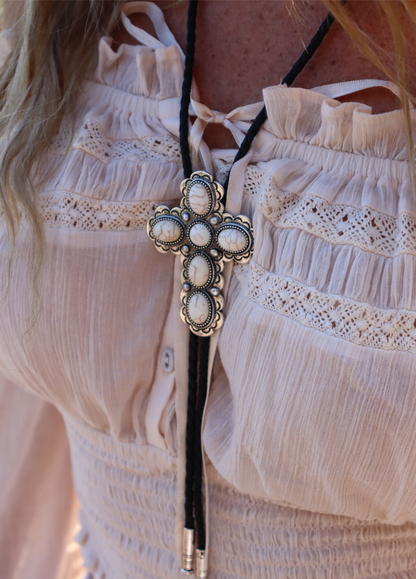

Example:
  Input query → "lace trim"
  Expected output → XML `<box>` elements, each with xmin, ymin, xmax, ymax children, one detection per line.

<box><xmin>50</xmin><ymin>118</ymin><xmax>182</xmax><ymax>165</ymax></box>
<box><xmin>214</xmin><ymin>161</ymin><xmax>416</xmax><ymax>259</ymax></box>
<box><xmin>253</xmin><ymin>174</ymin><xmax>416</xmax><ymax>258</ymax></box>
<box><xmin>214</xmin><ymin>158</ymin><xmax>234</xmax><ymax>185</ymax></box>
<box><xmin>38</xmin><ymin>190</ymin><xmax>174</xmax><ymax>232</ymax></box>
<box><xmin>235</xmin><ymin>261</ymin><xmax>416</xmax><ymax>354</ymax></box>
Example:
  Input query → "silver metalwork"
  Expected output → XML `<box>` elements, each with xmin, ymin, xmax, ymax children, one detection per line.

<box><xmin>195</xmin><ymin>549</ymin><xmax>207</xmax><ymax>579</ymax></box>
<box><xmin>181</xmin><ymin>528</ymin><xmax>194</xmax><ymax>575</ymax></box>
<box><xmin>147</xmin><ymin>209</ymin><xmax>186</xmax><ymax>252</ymax></box>
<box><xmin>182</xmin><ymin>251</ymin><xmax>217</xmax><ymax>290</ymax></box>
<box><xmin>187</xmin><ymin>220</ymin><xmax>214</xmax><ymax>250</ymax></box>
<box><xmin>147</xmin><ymin>171</ymin><xmax>254</xmax><ymax>335</ymax></box>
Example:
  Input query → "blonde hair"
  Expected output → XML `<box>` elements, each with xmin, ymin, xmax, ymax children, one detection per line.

<box><xmin>0</xmin><ymin>0</ymin><xmax>415</xmax><ymax>308</ymax></box>
<box><xmin>0</xmin><ymin>0</ymin><xmax>121</xmax><ymax>314</ymax></box>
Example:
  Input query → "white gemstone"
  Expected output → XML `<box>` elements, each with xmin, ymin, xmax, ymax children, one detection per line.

<box><xmin>189</xmin><ymin>222</ymin><xmax>212</xmax><ymax>247</ymax></box>
<box><xmin>188</xmin><ymin>182</ymin><xmax>210</xmax><ymax>215</ymax></box>
<box><xmin>188</xmin><ymin>255</ymin><xmax>210</xmax><ymax>287</ymax></box>
<box><xmin>153</xmin><ymin>219</ymin><xmax>182</xmax><ymax>243</ymax></box>
<box><xmin>217</xmin><ymin>227</ymin><xmax>248</xmax><ymax>253</ymax></box>
<box><xmin>188</xmin><ymin>292</ymin><xmax>210</xmax><ymax>325</ymax></box>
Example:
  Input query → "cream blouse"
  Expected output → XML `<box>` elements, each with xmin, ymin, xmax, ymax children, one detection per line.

<box><xmin>1</xmin><ymin>3</ymin><xmax>416</xmax><ymax>579</ymax></box>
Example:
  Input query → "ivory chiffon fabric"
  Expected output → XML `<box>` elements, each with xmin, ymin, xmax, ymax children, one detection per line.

<box><xmin>2</xmin><ymin>3</ymin><xmax>416</xmax><ymax>578</ymax></box>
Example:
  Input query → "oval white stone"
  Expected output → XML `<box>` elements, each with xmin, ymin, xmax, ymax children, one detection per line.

<box><xmin>188</xmin><ymin>255</ymin><xmax>211</xmax><ymax>287</ymax></box>
<box><xmin>217</xmin><ymin>227</ymin><xmax>248</xmax><ymax>253</ymax></box>
<box><xmin>153</xmin><ymin>219</ymin><xmax>182</xmax><ymax>243</ymax></box>
<box><xmin>188</xmin><ymin>292</ymin><xmax>210</xmax><ymax>325</ymax></box>
<box><xmin>188</xmin><ymin>182</ymin><xmax>210</xmax><ymax>216</ymax></box>
<box><xmin>189</xmin><ymin>222</ymin><xmax>212</xmax><ymax>247</ymax></box>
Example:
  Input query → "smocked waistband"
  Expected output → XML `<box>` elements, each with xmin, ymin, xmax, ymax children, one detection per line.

<box><xmin>65</xmin><ymin>416</ymin><xmax>416</xmax><ymax>579</ymax></box>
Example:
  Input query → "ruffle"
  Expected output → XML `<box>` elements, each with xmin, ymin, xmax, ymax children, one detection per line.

<box><xmin>216</xmin><ymin>152</ymin><xmax>414</xmax><ymax>223</ymax></box>
<box><xmin>240</xmin><ymin>164</ymin><xmax>416</xmax><ymax>311</ymax></box>
<box><xmin>252</xmin><ymin>218</ymin><xmax>416</xmax><ymax>312</ymax></box>
<box><xmin>80</xmin><ymin>17</ymin><xmax>416</xmax><ymax>167</ymax></box>
<box><xmin>215</xmin><ymin>163</ymin><xmax>416</xmax><ymax>312</ymax></box>
<box><xmin>38</xmin><ymin>97</ymin><xmax>183</xmax><ymax>203</ymax></box>
<box><xmin>264</xmin><ymin>85</ymin><xmax>416</xmax><ymax>162</ymax></box>
<box><xmin>234</xmin><ymin>259</ymin><xmax>416</xmax><ymax>352</ymax></box>
<box><xmin>84</xmin><ymin>26</ymin><xmax>416</xmax><ymax>165</ymax></box>
<box><xmin>90</xmin><ymin>37</ymin><xmax>183</xmax><ymax>101</ymax></box>
<box><xmin>39</xmin><ymin>148</ymin><xmax>182</xmax><ymax>203</ymax></box>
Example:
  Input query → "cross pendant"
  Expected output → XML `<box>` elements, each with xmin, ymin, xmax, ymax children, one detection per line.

<box><xmin>147</xmin><ymin>171</ymin><xmax>254</xmax><ymax>336</ymax></box>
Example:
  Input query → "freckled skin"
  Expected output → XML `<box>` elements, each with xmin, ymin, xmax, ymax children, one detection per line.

<box><xmin>111</xmin><ymin>0</ymin><xmax>416</xmax><ymax>149</ymax></box>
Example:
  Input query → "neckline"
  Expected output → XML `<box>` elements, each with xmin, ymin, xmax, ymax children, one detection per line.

<box><xmin>118</xmin><ymin>1</ymin><xmax>407</xmax><ymax>115</ymax></box>
<box><xmin>89</xmin><ymin>2</ymin><xmax>415</xmax><ymax>164</ymax></box>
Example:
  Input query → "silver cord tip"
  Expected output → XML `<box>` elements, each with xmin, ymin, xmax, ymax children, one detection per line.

<box><xmin>181</xmin><ymin>528</ymin><xmax>194</xmax><ymax>574</ymax></box>
<box><xmin>196</xmin><ymin>549</ymin><xmax>207</xmax><ymax>579</ymax></box>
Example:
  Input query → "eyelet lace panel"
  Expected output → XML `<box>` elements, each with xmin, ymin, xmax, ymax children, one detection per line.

<box><xmin>263</xmin><ymin>191</ymin><xmax>416</xmax><ymax>259</ymax></box>
<box><xmin>234</xmin><ymin>261</ymin><xmax>416</xmax><ymax>354</ymax></box>
<box><xmin>249</xmin><ymin>169</ymin><xmax>416</xmax><ymax>259</ymax></box>
<box><xmin>38</xmin><ymin>190</ymin><xmax>175</xmax><ymax>232</ymax></box>
<box><xmin>215</xmin><ymin>161</ymin><xmax>416</xmax><ymax>259</ymax></box>
<box><xmin>50</xmin><ymin>118</ymin><xmax>182</xmax><ymax>165</ymax></box>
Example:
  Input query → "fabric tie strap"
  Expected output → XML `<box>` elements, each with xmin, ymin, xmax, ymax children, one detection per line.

<box><xmin>189</xmin><ymin>98</ymin><xmax>265</xmax><ymax>174</ymax></box>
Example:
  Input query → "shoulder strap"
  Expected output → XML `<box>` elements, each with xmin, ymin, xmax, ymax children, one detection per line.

<box><xmin>120</xmin><ymin>1</ymin><xmax>184</xmax><ymax>58</ymax></box>
<box><xmin>312</xmin><ymin>79</ymin><xmax>415</xmax><ymax>108</ymax></box>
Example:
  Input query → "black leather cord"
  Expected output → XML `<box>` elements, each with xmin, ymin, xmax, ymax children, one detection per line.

<box><xmin>193</xmin><ymin>336</ymin><xmax>210</xmax><ymax>550</ymax></box>
<box><xmin>179</xmin><ymin>0</ymin><xmax>198</xmax><ymax>179</ymax></box>
<box><xmin>179</xmin><ymin>0</ymin><xmax>343</xmax><ymax>556</ymax></box>
<box><xmin>222</xmin><ymin>8</ymin><xmax>339</xmax><ymax>203</ymax></box>
<box><xmin>184</xmin><ymin>330</ymin><xmax>199</xmax><ymax>530</ymax></box>
<box><xmin>180</xmin><ymin>0</ymin><xmax>200</xmax><ymax>538</ymax></box>
<box><xmin>282</xmin><ymin>11</ymin><xmax>336</xmax><ymax>88</ymax></box>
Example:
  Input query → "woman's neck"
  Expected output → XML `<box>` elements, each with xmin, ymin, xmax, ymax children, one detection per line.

<box><xmin>113</xmin><ymin>1</ymin><xmax>409</xmax><ymax>148</ymax></box>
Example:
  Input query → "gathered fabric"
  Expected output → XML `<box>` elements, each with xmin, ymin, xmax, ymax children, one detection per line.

<box><xmin>65</xmin><ymin>415</ymin><xmax>416</xmax><ymax>579</ymax></box>
<box><xmin>1</xmin><ymin>2</ymin><xmax>416</xmax><ymax>578</ymax></box>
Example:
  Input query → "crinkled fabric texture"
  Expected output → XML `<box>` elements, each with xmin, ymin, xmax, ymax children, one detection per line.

<box><xmin>2</xmin><ymin>7</ymin><xmax>416</xmax><ymax>579</ymax></box>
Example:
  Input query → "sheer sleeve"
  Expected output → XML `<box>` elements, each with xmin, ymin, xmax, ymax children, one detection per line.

<box><xmin>0</xmin><ymin>372</ymin><xmax>85</xmax><ymax>579</ymax></box>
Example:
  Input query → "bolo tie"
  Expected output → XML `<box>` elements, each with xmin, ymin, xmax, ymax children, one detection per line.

<box><xmin>147</xmin><ymin>2</ymin><xmax>341</xmax><ymax>576</ymax></box>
